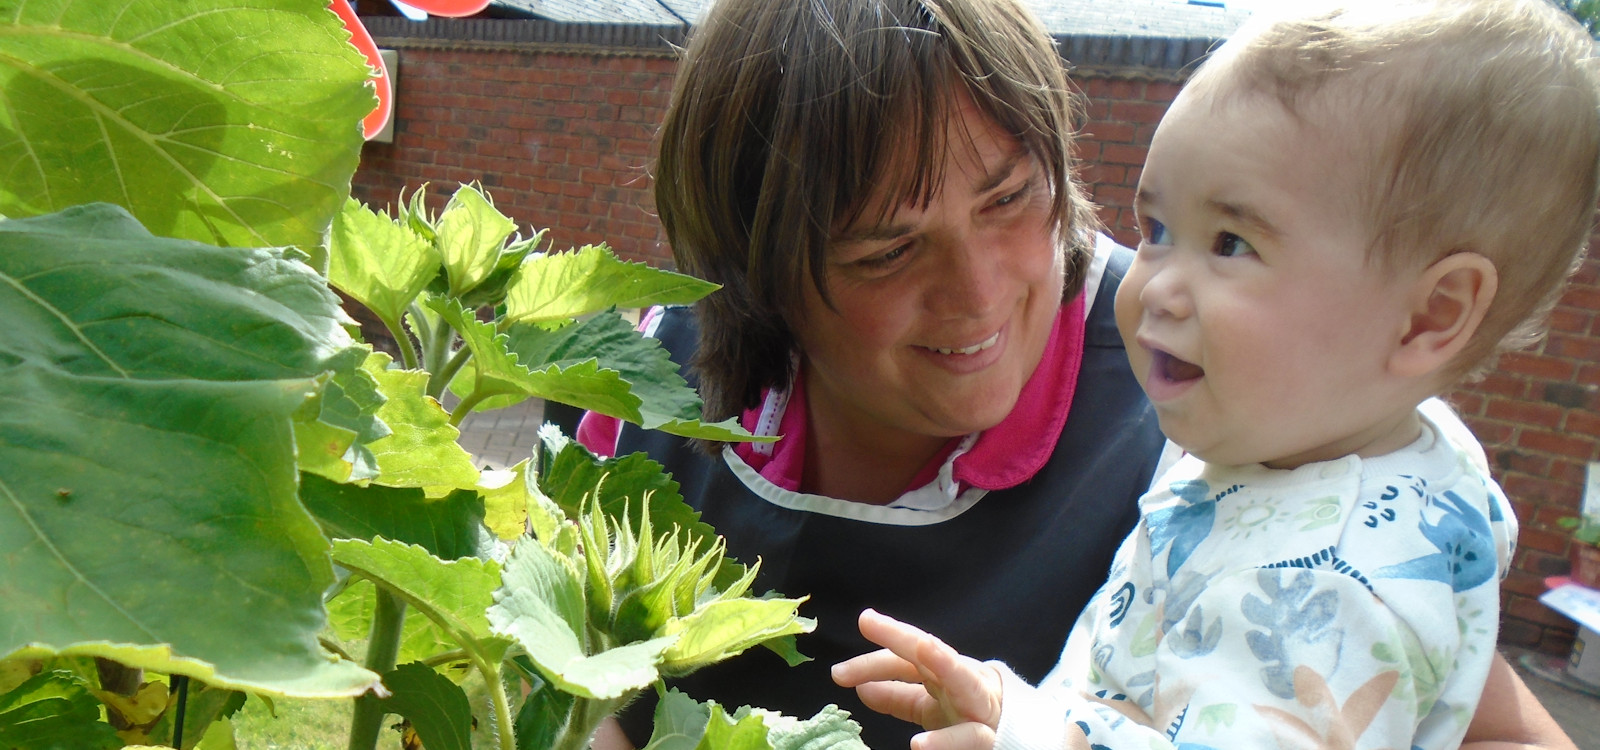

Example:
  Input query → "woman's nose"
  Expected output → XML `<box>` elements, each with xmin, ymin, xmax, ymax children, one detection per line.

<box><xmin>926</xmin><ymin>234</ymin><xmax>1002</xmax><ymax>318</ymax></box>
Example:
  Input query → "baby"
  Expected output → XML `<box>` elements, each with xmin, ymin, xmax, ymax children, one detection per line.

<box><xmin>832</xmin><ymin>1</ymin><xmax>1600</xmax><ymax>748</ymax></box>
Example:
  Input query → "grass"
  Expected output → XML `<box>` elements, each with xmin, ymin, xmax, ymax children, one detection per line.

<box><xmin>231</xmin><ymin>694</ymin><xmax>353</xmax><ymax>750</ymax></box>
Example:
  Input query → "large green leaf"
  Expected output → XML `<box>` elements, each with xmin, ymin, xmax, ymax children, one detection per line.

<box><xmin>643</xmin><ymin>691</ymin><xmax>867</xmax><ymax>750</ymax></box>
<box><xmin>696</xmin><ymin>703</ymin><xmax>772</xmax><ymax>750</ymax></box>
<box><xmin>657</xmin><ymin>598</ymin><xmax>813</xmax><ymax>677</ymax></box>
<box><xmin>0</xmin><ymin>365</ymin><xmax>377</xmax><ymax>696</ymax></box>
<box><xmin>749</xmin><ymin>704</ymin><xmax>868</xmax><ymax>750</ymax></box>
<box><xmin>378</xmin><ymin>662</ymin><xmax>474</xmax><ymax>750</ymax></box>
<box><xmin>300</xmin><ymin>474</ymin><xmax>485</xmax><ymax>560</ymax></box>
<box><xmin>294</xmin><ymin>349</ymin><xmax>388</xmax><ymax>483</ymax></box>
<box><xmin>505</xmin><ymin>311</ymin><xmax>700</xmax><ymax>424</ymax></box>
<box><xmin>434</xmin><ymin>298</ymin><xmax>765</xmax><ymax>442</ymax></box>
<box><xmin>326</xmin><ymin>578</ymin><xmax>460</xmax><ymax>668</ymax></box>
<box><xmin>642</xmin><ymin>688</ymin><xmax>712</xmax><ymax>750</ymax></box>
<box><xmin>3</xmin><ymin>202</ymin><xmax>387</xmax><ymax>477</ymax></box>
<box><xmin>328</xmin><ymin>198</ymin><xmax>440</xmax><ymax>330</ymax></box>
<box><xmin>330</xmin><ymin>538</ymin><xmax>508</xmax><ymax>664</ymax></box>
<box><xmin>503</xmin><ymin>245</ymin><xmax>718</xmax><ymax>324</ymax></box>
<box><xmin>433</xmin><ymin>295</ymin><xmax>639</xmax><ymax>412</ymax></box>
<box><xmin>360</xmin><ymin>352</ymin><xmax>479</xmax><ymax>490</ymax></box>
<box><xmin>0</xmin><ymin>670</ymin><xmax>120</xmax><ymax>750</ymax></box>
<box><xmin>512</xmin><ymin>676</ymin><xmax>574</xmax><ymax>750</ymax></box>
<box><xmin>538</xmin><ymin>438</ymin><xmax>699</xmax><ymax>545</ymax></box>
<box><xmin>0</xmin><ymin>205</ymin><xmax>360</xmax><ymax>381</ymax></box>
<box><xmin>0</xmin><ymin>0</ymin><xmax>373</xmax><ymax>250</ymax></box>
<box><xmin>487</xmin><ymin>540</ymin><xmax>676</xmax><ymax>700</ymax></box>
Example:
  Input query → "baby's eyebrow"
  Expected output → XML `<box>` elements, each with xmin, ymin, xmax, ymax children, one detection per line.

<box><xmin>1208</xmin><ymin>199</ymin><xmax>1281</xmax><ymax>240</ymax></box>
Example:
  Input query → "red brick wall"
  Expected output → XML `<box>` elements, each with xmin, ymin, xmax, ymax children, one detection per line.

<box><xmin>352</xmin><ymin>44</ymin><xmax>1600</xmax><ymax>654</ymax></box>
<box><xmin>352</xmin><ymin>45</ymin><xmax>677</xmax><ymax>268</ymax></box>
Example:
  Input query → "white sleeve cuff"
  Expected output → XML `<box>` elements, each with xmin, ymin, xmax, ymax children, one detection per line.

<box><xmin>990</xmin><ymin>661</ymin><xmax>1071</xmax><ymax>750</ymax></box>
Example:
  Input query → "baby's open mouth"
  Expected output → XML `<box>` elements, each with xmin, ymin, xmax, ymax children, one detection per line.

<box><xmin>1153</xmin><ymin>350</ymin><xmax>1204</xmax><ymax>383</ymax></box>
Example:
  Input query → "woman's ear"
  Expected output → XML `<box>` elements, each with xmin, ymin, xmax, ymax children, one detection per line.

<box><xmin>1390</xmin><ymin>251</ymin><xmax>1498</xmax><ymax>379</ymax></box>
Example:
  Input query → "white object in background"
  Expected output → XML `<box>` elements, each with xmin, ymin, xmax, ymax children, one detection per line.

<box><xmin>1585</xmin><ymin>461</ymin><xmax>1600</xmax><ymax>518</ymax></box>
<box><xmin>1570</xmin><ymin>626</ymin><xmax>1600</xmax><ymax>688</ymax></box>
<box><xmin>1540</xmin><ymin>582</ymin><xmax>1600</xmax><ymax>633</ymax></box>
<box><xmin>391</xmin><ymin>0</ymin><xmax>429</xmax><ymax>20</ymax></box>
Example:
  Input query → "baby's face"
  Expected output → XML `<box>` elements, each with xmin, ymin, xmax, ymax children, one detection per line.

<box><xmin>1115</xmin><ymin>89</ymin><xmax>1424</xmax><ymax>469</ymax></box>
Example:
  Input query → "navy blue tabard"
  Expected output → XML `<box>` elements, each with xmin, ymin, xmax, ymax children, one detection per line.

<box><xmin>612</xmin><ymin>249</ymin><xmax>1164</xmax><ymax>750</ymax></box>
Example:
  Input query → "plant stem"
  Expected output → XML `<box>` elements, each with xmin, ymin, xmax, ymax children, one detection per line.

<box><xmin>423</xmin><ymin>309</ymin><xmax>457</xmax><ymax>376</ymax></box>
<box><xmin>346</xmin><ymin>588</ymin><xmax>406</xmax><ymax>750</ymax></box>
<box><xmin>383</xmin><ymin>315</ymin><xmax>420</xmax><ymax>371</ymax></box>
<box><xmin>449</xmin><ymin>391</ymin><xmax>488</xmax><ymax>427</ymax></box>
<box><xmin>427</xmin><ymin>344</ymin><xmax>474</xmax><ymax>400</ymax></box>
<box><xmin>419</xmin><ymin>648</ymin><xmax>472</xmax><ymax>669</ymax></box>
<box><xmin>551</xmin><ymin>695</ymin><xmax>629</xmax><ymax>750</ymax></box>
<box><xmin>479</xmin><ymin>662</ymin><xmax>517</xmax><ymax>750</ymax></box>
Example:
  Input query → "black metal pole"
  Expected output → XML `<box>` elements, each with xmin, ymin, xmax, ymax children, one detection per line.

<box><xmin>170</xmin><ymin>675</ymin><xmax>190</xmax><ymax>748</ymax></box>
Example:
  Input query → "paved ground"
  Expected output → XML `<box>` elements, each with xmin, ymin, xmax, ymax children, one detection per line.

<box><xmin>458</xmin><ymin>399</ymin><xmax>1600</xmax><ymax>747</ymax></box>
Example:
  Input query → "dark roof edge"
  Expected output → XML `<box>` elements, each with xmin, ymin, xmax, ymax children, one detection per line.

<box><xmin>361</xmin><ymin>17</ymin><xmax>1217</xmax><ymax>73</ymax></box>
<box><xmin>1056</xmin><ymin>34</ymin><xmax>1218</xmax><ymax>75</ymax></box>
<box><xmin>362</xmin><ymin>17</ymin><xmax>687</xmax><ymax>55</ymax></box>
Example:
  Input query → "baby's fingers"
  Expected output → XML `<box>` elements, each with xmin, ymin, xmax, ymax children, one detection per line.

<box><xmin>854</xmin><ymin>679</ymin><xmax>944</xmax><ymax>726</ymax></box>
<box><xmin>911</xmin><ymin>721</ymin><xmax>998</xmax><ymax>750</ymax></box>
<box><xmin>915</xmin><ymin>636</ymin><xmax>1004</xmax><ymax>728</ymax></box>
<box><xmin>833</xmin><ymin>648</ymin><xmax>923</xmax><ymax>687</ymax></box>
<box><xmin>856</xmin><ymin>608</ymin><xmax>941</xmax><ymax>660</ymax></box>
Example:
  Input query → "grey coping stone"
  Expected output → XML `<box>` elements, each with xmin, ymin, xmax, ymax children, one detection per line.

<box><xmin>491</xmin><ymin>0</ymin><xmax>1252</xmax><ymax>37</ymax></box>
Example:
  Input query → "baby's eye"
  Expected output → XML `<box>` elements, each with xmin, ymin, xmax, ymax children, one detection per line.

<box><xmin>1142</xmin><ymin>218</ymin><xmax>1170</xmax><ymax>246</ymax></box>
<box><xmin>1213</xmin><ymin>232</ymin><xmax>1256</xmax><ymax>258</ymax></box>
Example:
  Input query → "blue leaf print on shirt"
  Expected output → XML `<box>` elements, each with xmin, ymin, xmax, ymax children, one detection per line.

<box><xmin>1242</xmin><ymin>569</ymin><xmax>1342</xmax><ymax>699</ymax></box>
<box><xmin>1372</xmin><ymin>490</ymin><xmax>1495</xmax><ymax>592</ymax></box>
<box><xmin>1148</xmin><ymin>479</ymin><xmax>1216</xmax><ymax>577</ymax></box>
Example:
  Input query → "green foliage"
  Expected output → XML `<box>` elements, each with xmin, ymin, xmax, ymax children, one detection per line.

<box><xmin>0</xmin><ymin>0</ymin><xmax>373</xmax><ymax>253</ymax></box>
<box><xmin>0</xmin><ymin>207</ymin><xmax>377</xmax><ymax>697</ymax></box>
<box><xmin>644</xmin><ymin>690</ymin><xmax>869</xmax><ymax>750</ymax></box>
<box><xmin>1558</xmin><ymin>514</ymin><xmax>1600</xmax><ymax>546</ymax></box>
<box><xmin>0</xmin><ymin>671</ymin><xmax>121</xmax><ymax>749</ymax></box>
<box><xmin>2</xmin><ymin>0</ymin><xmax>866</xmax><ymax>748</ymax></box>
<box><xmin>376</xmin><ymin>663</ymin><xmax>474</xmax><ymax>750</ymax></box>
<box><xmin>1562</xmin><ymin>0</ymin><xmax>1600</xmax><ymax>36</ymax></box>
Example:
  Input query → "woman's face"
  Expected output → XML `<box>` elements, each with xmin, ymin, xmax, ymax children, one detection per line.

<box><xmin>796</xmin><ymin>96</ymin><xmax>1065</xmax><ymax>446</ymax></box>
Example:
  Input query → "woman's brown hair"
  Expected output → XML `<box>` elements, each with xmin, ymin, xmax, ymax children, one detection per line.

<box><xmin>655</xmin><ymin>0</ymin><xmax>1096</xmax><ymax>436</ymax></box>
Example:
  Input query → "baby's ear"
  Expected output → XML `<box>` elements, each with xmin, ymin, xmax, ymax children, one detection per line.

<box><xmin>1390</xmin><ymin>251</ymin><xmax>1497</xmax><ymax>379</ymax></box>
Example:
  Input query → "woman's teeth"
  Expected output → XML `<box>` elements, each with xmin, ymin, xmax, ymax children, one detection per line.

<box><xmin>933</xmin><ymin>333</ymin><xmax>1000</xmax><ymax>356</ymax></box>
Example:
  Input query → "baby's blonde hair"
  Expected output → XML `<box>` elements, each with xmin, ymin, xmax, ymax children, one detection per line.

<box><xmin>1189</xmin><ymin>0</ymin><xmax>1600</xmax><ymax>377</ymax></box>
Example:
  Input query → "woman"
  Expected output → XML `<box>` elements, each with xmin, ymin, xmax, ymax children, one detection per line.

<box><xmin>578</xmin><ymin>1</ymin><xmax>1577</xmax><ymax>748</ymax></box>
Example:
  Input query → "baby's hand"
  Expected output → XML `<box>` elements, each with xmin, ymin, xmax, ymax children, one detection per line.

<box><xmin>831</xmin><ymin>609</ymin><xmax>1004</xmax><ymax>750</ymax></box>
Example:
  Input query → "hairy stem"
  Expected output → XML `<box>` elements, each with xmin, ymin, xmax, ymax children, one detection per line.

<box><xmin>427</xmin><ymin>344</ymin><xmax>474</xmax><ymax>401</ymax></box>
<box><xmin>449</xmin><ymin>391</ymin><xmax>488</xmax><ymax>427</ymax></box>
<box><xmin>481</xmin><ymin>662</ymin><xmax>517</xmax><ymax>750</ymax></box>
<box><xmin>423</xmin><ymin>309</ymin><xmax>457</xmax><ymax>376</ymax></box>
<box><xmin>346</xmin><ymin>588</ymin><xmax>406</xmax><ymax>750</ymax></box>
<box><xmin>383</xmin><ymin>314</ymin><xmax>420</xmax><ymax>371</ymax></box>
<box><xmin>552</xmin><ymin>695</ymin><xmax>629</xmax><ymax>750</ymax></box>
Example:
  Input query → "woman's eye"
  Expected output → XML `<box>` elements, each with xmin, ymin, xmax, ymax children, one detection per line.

<box><xmin>857</xmin><ymin>243</ymin><xmax>910</xmax><ymax>269</ymax></box>
<box><xmin>1213</xmin><ymin>232</ymin><xmax>1256</xmax><ymax>258</ymax></box>
<box><xmin>1142</xmin><ymin>218</ymin><xmax>1170</xmax><ymax>246</ymax></box>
